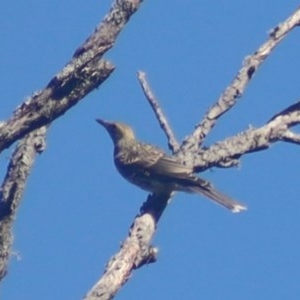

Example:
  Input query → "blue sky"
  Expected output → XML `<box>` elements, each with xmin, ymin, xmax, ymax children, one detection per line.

<box><xmin>1</xmin><ymin>1</ymin><xmax>300</xmax><ymax>299</ymax></box>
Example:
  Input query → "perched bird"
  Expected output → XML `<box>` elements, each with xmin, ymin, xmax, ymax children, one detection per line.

<box><xmin>97</xmin><ymin>119</ymin><xmax>247</xmax><ymax>213</ymax></box>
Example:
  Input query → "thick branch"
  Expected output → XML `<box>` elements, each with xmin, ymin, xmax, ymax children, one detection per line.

<box><xmin>181</xmin><ymin>7</ymin><xmax>300</xmax><ymax>153</ymax></box>
<box><xmin>0</xmin><ymin>127</ymin><xmax>47</xmax><ymax>281</ymax></box>
<box><xmin>0</xmin><ymin>0</ymin><xmax>144</xmax><ymax>291</ymax></box>
<box><xmin>0</xmin><ymin>61</ymin><xmax>113</xmax><ymax>155</ymax></box>
<box><xmin>74</xmin><ymin>0</ymin><xmax>142</xmax><ymax>58</ymax></box>
<box><xmin>0</xmin><ymin>0</ymin><xmax>143</xmax><ymax>154</ymax></box>
<box><xmin>192</xmin><ymin>101</ymin><xmax>300</xmax><ymax>171</ymax></box>
<box><xmin>0</xmin><ymin>60</ymin><xmax>114</xmax><ymax>154</ymax></box>
<box><xmin>83</xmin><ymin>194</ymin><xmax>169</xmax><ymax>300</ymax></box>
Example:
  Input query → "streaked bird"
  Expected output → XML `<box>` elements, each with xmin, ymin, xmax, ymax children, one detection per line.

<box><xmin>97</xmin><ymin>119</ymin><xmax>247</xmax><ymax>213</ymax></box>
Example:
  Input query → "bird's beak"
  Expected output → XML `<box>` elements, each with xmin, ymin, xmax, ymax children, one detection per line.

<box><xmin>96</xmin><ymin>119</ymin><xmax>111</xmax><ymax>128</ymax></box>
<box><xmin>96</xmin><ymin>119</ymin><xmax>120</xmax><ymax>145</ymax></box>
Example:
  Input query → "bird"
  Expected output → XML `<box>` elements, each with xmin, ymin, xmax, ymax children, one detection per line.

<box><xmin>96</xmin><ymin>119</ymin><xmax>247</xmax><ymax>213</ymax></box>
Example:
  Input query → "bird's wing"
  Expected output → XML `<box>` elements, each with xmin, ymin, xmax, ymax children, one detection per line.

<box><xmin>150</xmin><ymin>154</ymin><xmax>193</xmax><ymax>175</ymax></box>
<box><xmin>117</xmin><ymin>143</ymin><xmax>164</xmax><ymax>167</ymax></box>
<box><xmin>131</xmin><ymin>143</ymin><xmax>193</xmax><ymax>175</ymax></box>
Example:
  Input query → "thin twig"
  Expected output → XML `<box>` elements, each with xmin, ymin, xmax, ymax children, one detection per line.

<box><xmin>137</xmin><ymin>71</ymin><xmax>180</xmax><ymax>153</ymax></box>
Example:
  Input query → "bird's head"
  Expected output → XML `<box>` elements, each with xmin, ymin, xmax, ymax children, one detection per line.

<box><xmin>96</xmin><ymin>119</ymin><xmax>136</xmax><ymax>145</ymax></box>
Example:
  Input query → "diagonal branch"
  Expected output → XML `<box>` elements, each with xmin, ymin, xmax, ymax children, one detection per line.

<box><xmin>137</xmin><ymin>71</ymin><xmax>180</xmax><ymax>153</ymax></box>
<box><xmin>83</xmin><ymin>193</ymin><xmax>170</xmax><ymax>300</ymax></box>
<box><xmin>192</xmin><ymin>100</ymin><xmax>300</xmax><ymax>171</ymax></box>
<box><xmin>0</xmin><ymin>0</ymin><xmax>144</xmax><ymax>291</ymax></box>
<box><xmin>0</xmin><ymin>0</ymin><xmax>143</xmax><ymax>154</ymax></box>
<box><xmin>181</xmin><ymin>6</ymin><xmax>300</xmax><ymax>153</ymax></box>
<box><xmin>0</xmin><ymin>60</ymin><xmax>114</xmax><ymax>154</ymax></box>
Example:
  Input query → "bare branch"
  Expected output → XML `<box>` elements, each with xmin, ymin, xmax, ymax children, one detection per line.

<box><xmin>181</xmin><ymin>7</ymin><xmax>300</xmax><ymax>153</ymax></box>
<box><xmin>0</xmin><ymin>0</ymin><xmax>144</xmax><ymax>292</ymax></box>
<box><xmin>83</xmin><ymin>194</ymin><xmax>169</xmax><ymax>300</ymax></box>
<box><xmin>267</xmin><ymin>100</ymin><xmax>300</xmax><ymax>125</ymax></box>
<box><xmin>191</xmin><ymin>100</ymin><xmax>300</xmax><ymax>171</ymax></box>
<box><xmin>137</xmin><ymin>71</ymin><xmax>180</xmax><ymax>153</ymax></box>
<box><xmin>0</xmin><ymin>60</ymin><xmax>114</xmax><ymax>154</ymax></box>
<box><xmin>0</xmin><ymin>127</ymin><xmax>47</xmax><ymax>281</ymax></box>
<box><xmin>74</xmin><ymin>0</ymin><xmax>142</xmax><ymax>58</ymax></box>
<box><xmin>0</xmin><ymin>0</ymin><xmax>144</xmax><ymax>154</ymax></box>
<box><xmin>280</xmin><ymin>131</ymin><xmax>300</xmax><ymax>144</ymax></box>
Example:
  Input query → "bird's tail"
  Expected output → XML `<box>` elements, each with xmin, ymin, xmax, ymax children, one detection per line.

<box><xmin>183</xmin><ymin>177</ymin><xmax>247</xmax><ymax>213</ymax></box>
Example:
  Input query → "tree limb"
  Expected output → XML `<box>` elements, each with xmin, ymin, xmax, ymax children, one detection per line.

<box><xmin>0</xmin><ymin>0</ymin><xmax>144</xmax><ymax>154</ymax></box>
<box><xmin>83</xmin><ymin>193</ymin><xmax>169</xmax><ymax>300</ymax></box>
<box><xmin>192</xmin><ymin>100</ymin><xmax>300</xmax><ymax>171</ymax></box>
<box><xmin>0</xmin><ymin>0</ymin><xmax>144</xmax><ymax>290</ymax></box>
<box><xmin>0</xmin><ymin>127</ymin><xmax>47</xmax><ymax>281</ymax></box>
<box><xmin>181</xmin><ymin>6</ymin><xmax>300</xmax><ymax>153</ymax></box>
